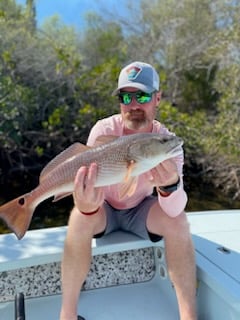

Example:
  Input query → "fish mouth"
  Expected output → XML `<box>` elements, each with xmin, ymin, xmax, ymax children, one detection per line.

<box><xmin>169</xmin><ymin>144</ymin><xmax>183</xmax><ymax>156</ymax></box>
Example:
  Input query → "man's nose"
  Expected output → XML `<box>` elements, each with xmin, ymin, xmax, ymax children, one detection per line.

<box><xmin>129</xmin><ymin>96</ymin><xmax>142</xmax><ymax>107</ymax></box>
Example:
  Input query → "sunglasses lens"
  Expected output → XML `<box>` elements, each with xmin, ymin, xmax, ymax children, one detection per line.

<box><xmin>118</xmin><ymin>91</ymin><xmax>153</xmax><ymax>105</ymax></box>
<box><xmin>136</xmin><ymin>92</ymin><xmax>152</xmax><ymax>104</ymax></box>
<box><xmin>119</xmin><ymin>93</ymin><xmax>132</xmax><ymax>105</ymax></box>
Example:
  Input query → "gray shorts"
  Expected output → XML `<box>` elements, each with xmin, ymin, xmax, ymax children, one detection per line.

<box><xmin>95</xmin><ymin>195</ymin><xmax>163</xmax><ymax>243</ymax></box>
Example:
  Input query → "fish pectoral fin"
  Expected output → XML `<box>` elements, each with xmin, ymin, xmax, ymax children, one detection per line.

<box><xmin>118</xmin><ymin>160</ymin><xmax>137</xmax><ymax>198</ymax></box>
<box><xmin>52</xmin><ymin>192</ymin><xmax>72</xmax><ymax>202</ymax></box>
<box><xmin>124</xmin><ymin>160</ymin><xmax>136</xmax><ymax>183</ymax></box>
<box><xmin>40</xmin><ymin>143</ymin><xmax>91</xmax><ymax>182</ymax></box>
<box><xmin>118</xmin><ymin>177</ymin><xmax>138</xmax><ymax>199</ymax></box>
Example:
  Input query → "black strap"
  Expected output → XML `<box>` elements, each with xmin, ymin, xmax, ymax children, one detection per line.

<box><xmin>158</xmin><ymin>177</ymin><xmax>180</xmax><ymax>193</ymax></box>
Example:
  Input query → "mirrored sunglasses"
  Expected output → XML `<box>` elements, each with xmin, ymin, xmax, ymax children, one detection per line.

<box><xmin>118</xmin><ymin>91</ymin><xmax>154</xmax><ymax>105</ymax></box>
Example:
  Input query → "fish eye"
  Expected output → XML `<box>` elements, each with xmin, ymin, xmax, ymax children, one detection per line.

<box><xmin>18</xmin><ymin>197</ymin><xmax>25</xmax><ymax>206</ymax></box>
<box><xmin>158</xmin><ymin>136</ymin><xmax>170</xmax><ymax>144</ymax></box>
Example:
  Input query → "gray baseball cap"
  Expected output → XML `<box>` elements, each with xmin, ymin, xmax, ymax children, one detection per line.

<box><xmin>112</xmin><ymin>61</ymin><xmax>160</xmax><ymax>95</ymax></box>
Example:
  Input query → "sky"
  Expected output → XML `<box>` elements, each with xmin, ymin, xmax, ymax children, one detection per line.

<box><xmin>16</xmin><ymin>0</ymin><xmax>129</xmax><ymax>29</ymax></box>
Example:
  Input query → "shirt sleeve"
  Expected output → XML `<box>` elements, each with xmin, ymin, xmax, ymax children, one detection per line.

<box><xmin>87</xmin><ymin>115</ymin><xmax>123</xmax><ymax>146</ymax></box>
<box><xmin>157</xmin><ymin>152</ymin><xmax>188</xmax><ymax>217</ymax></box>
<box><xmin>157</xmin><ymin>179</ymin><xmax>188</xmax><ymax>217</ymax></box>
<box><xmin>87</xmin><ymin>120</ymin><xmax>106</xmax><ymax>147</ymax></box>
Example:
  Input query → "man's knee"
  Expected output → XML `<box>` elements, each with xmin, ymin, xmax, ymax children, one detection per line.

<box><xmin>164</xmin><ymin>211</ymin><xmax>191</xmax><ymax>239</ymax></box>
<box><xmin>68</xmin><ymin>206</ymin><xmax>106</xmax><ymax>237</ymax></box>
<box><xmin>147</xmin><ymin>202</ymin><xmax>190</xmax><ymax>238</ymax></box>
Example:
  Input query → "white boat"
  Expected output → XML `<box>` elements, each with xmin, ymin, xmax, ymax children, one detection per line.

<box><xmin>0</xmin><ymin>210</ymin><xmax>240</xmax><ymax>320</ymax></box>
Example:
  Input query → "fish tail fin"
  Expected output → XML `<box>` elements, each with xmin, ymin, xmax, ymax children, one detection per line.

<box><xmin>0</xmin><ymin>194</ymin><xmax>34</xmax><ymax>240</ymax></box>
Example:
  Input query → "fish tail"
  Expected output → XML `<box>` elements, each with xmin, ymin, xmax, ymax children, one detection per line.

<box><xmin>0</xmin><ymin>194</ymin><xmax>34</xmax><ymax>240</ymax></box>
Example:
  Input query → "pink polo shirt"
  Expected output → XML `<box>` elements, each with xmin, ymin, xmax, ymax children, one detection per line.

<box><xmin>87</xmin><ymin>114</ymin><xmax>187</xmax><ymax>217</ymax></box>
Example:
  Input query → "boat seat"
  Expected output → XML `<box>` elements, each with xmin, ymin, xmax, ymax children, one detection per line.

<box><xmin>0</xmin><ymin>227</ymin><xmax>163</xmax><ymax>272</ymax></box>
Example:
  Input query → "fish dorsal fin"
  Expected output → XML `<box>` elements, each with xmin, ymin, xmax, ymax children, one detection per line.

<box><xmin>40</xmin><ymin>142</ymin><xmax>91</xmax><ymax>182</ymax></box>
<box><xmin>118</xmin><ymin>177</ymin><xmax>138</xmax><ymax>199</ymax></box>
<box><xmin>93</xmin><ymin>135</ymin><xmax>119</xmax><ymax>147</ymax></box>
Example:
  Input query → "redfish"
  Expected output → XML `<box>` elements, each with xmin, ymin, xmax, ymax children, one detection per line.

<box><xmin>0</xmin><ymin>133</ymin><xmax>183</xmax><ymax>239</ymax></box>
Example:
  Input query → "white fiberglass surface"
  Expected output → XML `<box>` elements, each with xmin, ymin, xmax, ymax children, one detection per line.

<box><xmin>0</xmin><ymin>277</ymin><xmax>178</xmax><ymax>320</ymax></box>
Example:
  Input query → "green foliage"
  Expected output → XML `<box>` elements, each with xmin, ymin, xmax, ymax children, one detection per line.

<box><xmin>0</xmin><ymin>0</ymin><xmax>240</xmax><ymax>207</ymax></box>
<box><xmin>158</xmin><ymin>101</ymin><xmax>207</xmax><ymax>159</ymax></box>
<box><xmin>80</xmin><ymin>13</ymin><xmax>126</xmax><ymax>67</ymax></box>
<box><xmin>0</xmin><ymin>0</ymin><xmax>23</xmax><ymax>20</ymax></box>
<box><xmin>181</xmin><ymin>65</ymin><xmax>219</xmax><ymax>113</ymax></box>
<box><xmin>0</xmin><ymin>69</ymin><xmax>36</xmax><ymax>149</ymax></box>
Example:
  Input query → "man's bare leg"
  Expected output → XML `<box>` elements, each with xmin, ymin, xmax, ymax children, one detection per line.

<box><xmin>147</xmin><ymin>202</ymin><xmax>197</xmax><ymax>320</ymax></box>
<box><xmin>60</xmin><ymin>206</ymin><xmax>106</xmax><ymax>320</ymax></box>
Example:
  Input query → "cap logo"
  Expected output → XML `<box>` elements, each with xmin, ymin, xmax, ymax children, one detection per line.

<box><xmin>126</xmin><ymin>66</ymin><xmax>142</xmax><ymax>80</ymax></box>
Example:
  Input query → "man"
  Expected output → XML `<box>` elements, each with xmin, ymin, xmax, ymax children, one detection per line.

<box><xmin>60</xmin><ymin>61</ymin><xmax>197</xmax><ymax>320</ymax></box>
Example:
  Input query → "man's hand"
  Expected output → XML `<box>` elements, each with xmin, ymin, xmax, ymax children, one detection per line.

<box><xmin>73</xmin><ymin>163</ymin><xmax>104</xmax><ymax>213</ymax></box>
<box><xmin>150</xmin><ymin>159</ymin><xmax>179</xmax><ymax>187</ymax></box>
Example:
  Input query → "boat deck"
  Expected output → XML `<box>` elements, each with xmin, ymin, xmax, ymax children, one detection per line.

<box><xmin>1</xmin><ymin>275</ymin><xmax>179</xmax><ymax>320</ymax></box>
<box><xmin>1</xmin><ymin>210</ymin><xmax>240</xmax><ymax>319</ymax></box>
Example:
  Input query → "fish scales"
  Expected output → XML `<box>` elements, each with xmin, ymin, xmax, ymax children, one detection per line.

<box><xmin>44</xmin><ymin>143</ymin><xmax>130</xmax><ymax>189</ymax></box>
<box><xmin>21</xmin><ymin>140</ymin><xmax>133</xmax><ymax>212</ymax></box>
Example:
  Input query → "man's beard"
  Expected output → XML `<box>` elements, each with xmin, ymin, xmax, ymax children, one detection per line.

<box><xmin>124</xmin><ymin>110</ymin><xmax>150</xmax><ymax>130</ymax></box>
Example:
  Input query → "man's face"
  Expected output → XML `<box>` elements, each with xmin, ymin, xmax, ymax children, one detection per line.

<box><xmin>119</xmin><ymin>87</ymin><xmax>161</xmax><ymax>131</ymax></box>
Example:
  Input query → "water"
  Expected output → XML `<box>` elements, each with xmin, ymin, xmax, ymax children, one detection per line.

<box><xmin>0</xmin><ymin>181</ymin><xmax>240</xmax><ymax>235</ymax></box>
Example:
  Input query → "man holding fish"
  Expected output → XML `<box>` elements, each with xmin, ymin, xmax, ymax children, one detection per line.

<box><xmin>59</xmin><ymin>61</ymin><xmax>197</xmax><ymax>320</ymax></box>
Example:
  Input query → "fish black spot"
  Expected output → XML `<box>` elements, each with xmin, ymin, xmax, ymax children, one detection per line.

<box><xmin>18</xmin><ymin>197</ymin><xmax>25</xmax><ymax>206</ymax></box>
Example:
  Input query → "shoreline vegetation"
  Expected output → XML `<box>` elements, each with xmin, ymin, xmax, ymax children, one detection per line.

<box><xmin>0</xmin><ymin>0</ymin><xmax>239</xmax><ymax>235</ymax></box>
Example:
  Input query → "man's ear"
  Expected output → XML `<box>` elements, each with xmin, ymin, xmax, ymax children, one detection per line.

<box><xmin>156</xmin><ymin>91</ymin><xmax>161</xmax><ymax>102</ymax></box>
